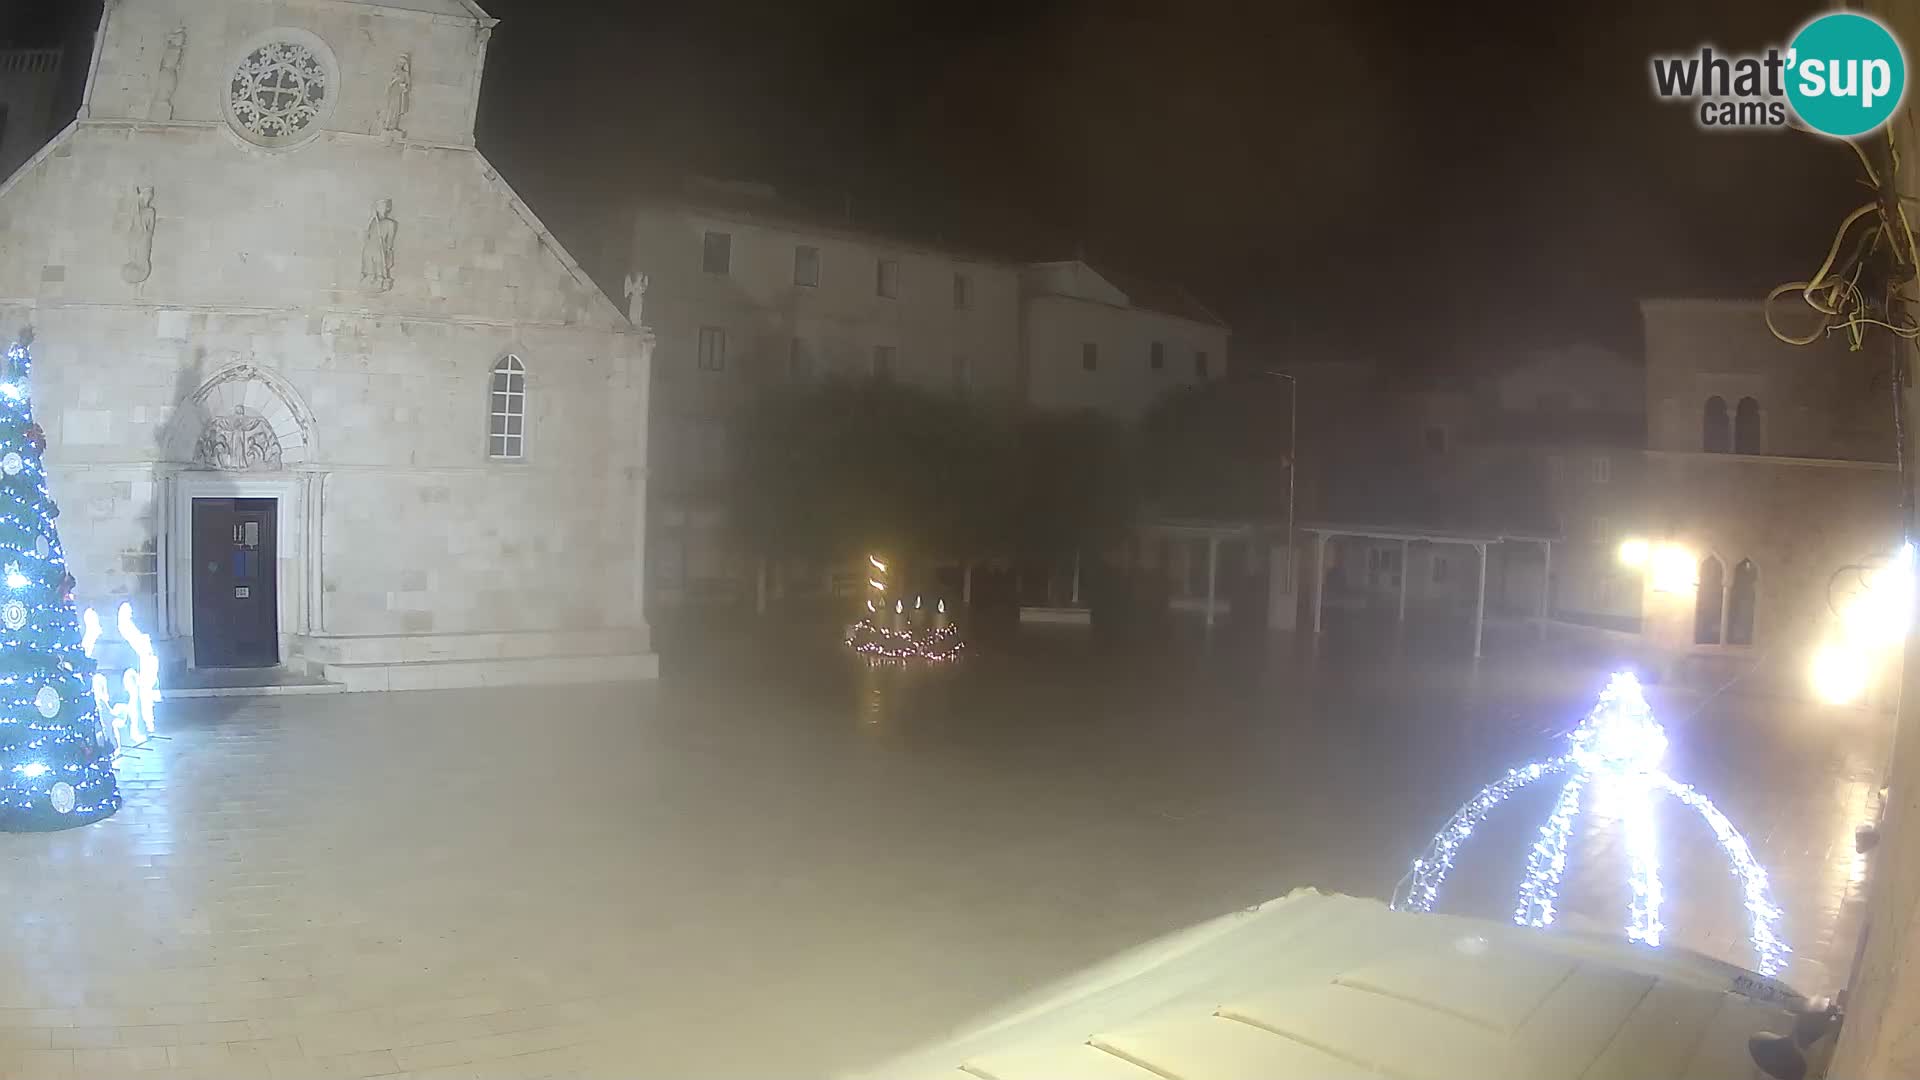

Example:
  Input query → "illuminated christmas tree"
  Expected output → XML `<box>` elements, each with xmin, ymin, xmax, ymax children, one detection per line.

<box><xmin>0</xmin><ymin>333</ymin><xmax>118</xmax><ymax>830</ymax></box>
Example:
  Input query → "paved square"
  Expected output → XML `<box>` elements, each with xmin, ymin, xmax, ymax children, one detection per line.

<box><xmin>0</xmin><ymin>638</ymin><xmax>1892</xmax><ymax>1078</ymax></box>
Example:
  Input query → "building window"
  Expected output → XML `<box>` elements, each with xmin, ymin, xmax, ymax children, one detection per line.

<box><xmin>873</xmin><ymin>344</ymin><xmax>895</xmax><ymax>378</ymax></box>
<box><xmin>876</xmin><ymin>259</ymin><xmax>899</xmax><ymax>299</ymax></box>
<box><xmin>1727</xmin><ymin>558</ymin><xmax>1758</xmax><ymax>645</ymax></box>
<box><xmin>1082</xmin><ymin>343</ymin><xmax>1099</xmax><ymax>371</ymax></box>
<box><xmin>488</xmin><ymin>354</ymin><xmax>526</xmax><ymax>460</ymax></box>
<box><xmin>1695</xmin><ymin>555</ymin><xmax>1725</xmax><ymax>645</ymax></box>
<box><xmin>698</xmin><ymin>326</ymin><xmax>726</xmax><ymax>371</ymax></box>
<box><xmin>1432</xmin><ymin>555</ymin><xmax>1448</xmax><ymax>584</ymax></box>
<box><xmin>1591</xmin><ymin>456</ymin><xmax>1610</xmax><ymax>483</ymax></box>
<box><xmin>1424</xmin><ymin>426</ymin><xmax>1448</xmax><ymax>454</ymax></box>
<box><xmin>1196</xmin><ymin>350</ymin><xmax>1210</xmax><ymax>377</ymax></box>
<box><xmin>1591</xmin><ymin>516</ymin><xmax>1610</xmax><ymax>544</ymax></box>
<box><xmin>1703</xmin><ymin>396</ymin><xmax>1731</xmax><ymax>453</ymax></box>
<box><xmin>1734</xmin><ymin>396</ymin><xmax>1762</xmax><ymax>455</ymax></box>
<box><xmin>794</xmin><ymin>245</ymin><xmax>820</xmax><ymax>287</ymax></box>
<box><xmin>952</xmin><ymin>354</ymin><xmax>971</xmax><ymax>393</ymax></box>
<box><xmin>1150</xmin><ymin>342</ymin><xmax>1166</xmax><ymax>371</ymax></box>
<box><xmin>953</xmin><ymin>272</ymin><xmax>972</xmax><ymax>309</ymax></box>
<box><xmin>789</xmin><ymin>337</ymin><xmax>812</xmax><ymax>380</ymax></box>
<box><xmin>702</xmin><ymin>231</ymin><xmax>731</xmax><ymax>275</ymax></box>
<box><xmin>1366</xmin><ymin>545</ymin><xmax>1401</xmax><ymax>586</ymax></box>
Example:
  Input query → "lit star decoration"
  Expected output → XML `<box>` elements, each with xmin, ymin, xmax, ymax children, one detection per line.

<box><xmin>0</xmin><ymin>338</ymin><xmax>120</xmax><ymax>830</ymax></box>
<box><xmin>1392</xmin><ymin>672</ymin><xmax>1789</xmax><ymax>977</ymax></box>
<box><xmin>844</xmin><ymin>554</ymin><xmax>965</xmax><ymax>664</ymax></box>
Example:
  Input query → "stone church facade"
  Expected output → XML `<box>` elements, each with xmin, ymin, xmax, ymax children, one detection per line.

<box><xmin>0</xmin><ymin>0</ymin><xmax>655</xmax><ymax>689</ymax></box>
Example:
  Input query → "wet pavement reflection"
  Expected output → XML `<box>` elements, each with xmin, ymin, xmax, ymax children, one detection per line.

<box><xmin>0</xmin><ymin>616</ymin><xmax>1891</xmax><ymax>1078</ymax></box>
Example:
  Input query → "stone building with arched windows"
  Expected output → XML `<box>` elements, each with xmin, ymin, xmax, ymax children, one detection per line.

<box><xmin>0</xmin><ymin>0</ymin><xmax>655</xmax><ymax>689</ymax></box>
<box><xmin>1636</xmin><ymin>298</ymin><xmax>1900</xmax><ymax>703</ymax></box>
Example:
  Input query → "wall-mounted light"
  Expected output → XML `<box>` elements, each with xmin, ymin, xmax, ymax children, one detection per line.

<box><xmin>1811</xmin><ymin>645</ymin><xmax>1869</xmax><ymax>706</ymax></box>
<box><xmin>1617</xmin><ymin>538</ymin><xmax>1650</xmax><ymax>568</ymax></box>
<box><xmin>1649</xmin><ymin>544</ymin><xmax>1697</xmax><ymax>594</ymax></box>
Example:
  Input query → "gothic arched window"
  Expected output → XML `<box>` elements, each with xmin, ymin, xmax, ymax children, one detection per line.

<box><xmin>488</xmin><ymin>355</ymin><xmax>527</xmax><ymax>460</ymax></box>
<box><xmin>1727</xmin><ymin>559</ymin><xmax>1758</xmax><ymax>645</ymax></box>
<box><xmin>1695</xmin><ymin>554</ymin><xmax>1726</xmax><ymax>645</ymax></box>
<box><xmin>1734</xmin><ymin>397</ymin><xmax>1762</xmax><ymax>455</ymax></box>
<box><xmin>1703</xmin><ymin>396</ymin><xmax>1731</xmax><ymax>453</ymax></box>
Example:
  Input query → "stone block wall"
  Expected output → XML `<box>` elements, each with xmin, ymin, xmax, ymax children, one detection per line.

<box><xmin>88</xmin><ymin>0</ymin><xmax>488</xmax><ymax>148</ymax></box>
<box><xmin>1643</xmin><ymin>299</ymin><xmax>1895</xmax><ymax>461</ymax></box>
<box><xmin>0</xmin><ymin>299</ymin><xmax>642</xmax><ymax>653</ymax></box>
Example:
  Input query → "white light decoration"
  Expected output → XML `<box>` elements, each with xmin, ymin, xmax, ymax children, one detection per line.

<box><xmin>18</xmin><ymin>762</ymin><xmax>45</xmax><ymax>778</ymax></box>
<box><xmin>81</xmin><ymin>603</ymin><xmax>160</xmax><ymax>751</ymax></box>
<box><xmin>846</xmin><ymin>553</ymin><xmax>965</xmax><ymax>664</ymax></box>
<box><xmin>4</xmin><ymin>562</ymin><xmax>27</xmax><ymax>590</ymax></box>
<box><xmin>1395</xmin><ymin>672</ymin><xmax>1790</xmax><ymax>977</ymax></box>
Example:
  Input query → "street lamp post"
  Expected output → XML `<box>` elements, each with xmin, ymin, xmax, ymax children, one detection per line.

<box><xmin>1269</xmin><ymin>371</ymin><xmax>1299</xmax><ymax>592</ymax></box>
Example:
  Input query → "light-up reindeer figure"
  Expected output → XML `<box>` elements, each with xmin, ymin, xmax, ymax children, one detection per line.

<box><xmin>81</xmin><ymin>602</ymin><xmax>161</xmax><ymax>755</ymax></box>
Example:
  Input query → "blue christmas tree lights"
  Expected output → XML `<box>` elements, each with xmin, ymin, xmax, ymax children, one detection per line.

<box><xmin>0</xmin><ymin>335</ymin><xmax>119</xmax><ymax>830</ymax></box>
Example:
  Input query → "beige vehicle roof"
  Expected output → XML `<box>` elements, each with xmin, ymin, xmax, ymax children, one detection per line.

<box><xmin>853</xmin><ymin>890</ymin><xmax>1805</xmax><ymax>1080</ymax></box>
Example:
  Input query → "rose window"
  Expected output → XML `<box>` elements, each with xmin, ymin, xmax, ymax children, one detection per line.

<box><xmin>228</xmin><ymin>41</ymin><xmax>329</xmax><ymax>145</ymax></box>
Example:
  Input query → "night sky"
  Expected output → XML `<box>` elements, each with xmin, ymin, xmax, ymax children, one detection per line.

<box><xmin>6</xmin><ymin>0</ymin><xmax>1870</xmax><ymax>368</ymax></box>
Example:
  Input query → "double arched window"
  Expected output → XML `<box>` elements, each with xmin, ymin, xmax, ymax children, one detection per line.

<box><xmin>489</xmin><ymin>355</ymin><xmax>526</xmax><ymax>460</ymax></box>
<box><xmin>1703</xmin><ymin>396</ymin><xmax>1761</xmax><ymax>454</ymax></box>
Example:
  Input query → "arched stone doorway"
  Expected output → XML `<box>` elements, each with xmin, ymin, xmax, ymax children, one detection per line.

<box><xmin>156</xmin><ymin>364</ymin><xmax>325</xmax><ymax>669</ymax></box>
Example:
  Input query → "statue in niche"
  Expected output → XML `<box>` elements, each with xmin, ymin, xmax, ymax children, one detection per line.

<box><xmin>121</xmin><ymin>186</ymin><xmax>155</xmax><ymax>284</ymax></box>
<box><xmin>378</xmin><ymin>53</ymin><xmax>411</xmax><ymax>138</ymax></box>
<box><xmin>149</xmin><ymin>26</ymin><xmax>186</xmax><ymax>121</ymax></box>
<box><xmin>622</xmin><ymin>271</ymin><xmax>648</xmax><ymax>326</ymax></box>
<box><xmin>361</xmin><ymin>197</ymin><xmax>396</xmax><ymax>294</ymax></box>
<box><xmin>195</xmin><ymin>410</ymin><xmax>282</xmax><ymax>471</ymax></box>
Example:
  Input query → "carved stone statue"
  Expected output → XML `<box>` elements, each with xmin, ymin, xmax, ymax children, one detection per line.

<box><xmin>361</xmin><ymin>197</ymin><xmax>396</xmax><ymax>294</ymax></box>
<box><xmin>378</xmin><ymin>53</ymin><xmax>411</xmax><ymax>137</ymax></box>
<box><xmin>195</xmin><ymin>410</ymin><xmax>282</xmax><ymax>471</ymax></box>
<box><xmin>121</xmin><ymin>186</ymin><xmax>155</xmax><ymax>284</ymax></box>
<box><xmin>622</xmin><ymin>271</ymin><xmax>648</xmax><ymax>326</ymax></box>
<box><xmin>150</xmin><ymin>26</ymin><xmax>186</xmax><ymax>121</ymax></box>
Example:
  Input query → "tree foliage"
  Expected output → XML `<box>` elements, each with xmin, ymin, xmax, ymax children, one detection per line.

<box><xmin>731</xmin><ymin>377</ymin><xmax>1012</xmax><ymax>567</ymax></box>
<box><xmin>732</xmin><ymin>372</ymin><xmax>1286</xmax><ymax>572</ymax></box>
<box><xmin>1136</xmin><ymin>375</ymin><xmax>1292</xmax><ymax>522</ymax></box>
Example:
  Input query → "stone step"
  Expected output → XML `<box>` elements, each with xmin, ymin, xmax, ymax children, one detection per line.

<box><xmin>166</xmin><ymin>667</ymin><xmax>347</xmax><ymax>698</ymax></box>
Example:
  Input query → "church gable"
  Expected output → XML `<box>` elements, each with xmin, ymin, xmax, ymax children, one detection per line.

<box><xmin>84</xmin><ymin>0</ymin><xmax>492</xmax><ymax>147</ymax></box>
<box><xmin>0</xmin><ymin>125</ymin><xmax>628</xmax><ymax>332</ymax></box>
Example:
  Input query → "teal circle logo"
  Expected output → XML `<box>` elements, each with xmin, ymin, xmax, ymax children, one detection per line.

<box><xmin>1787</xmin><ymin>13</ymin><xmax>1906</xmax><ymax>138</ymax></box>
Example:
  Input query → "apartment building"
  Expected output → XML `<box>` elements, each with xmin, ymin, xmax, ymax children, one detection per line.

<box><xmin>622</xmin><ymin>186</ymin><xmax>1228</xmax><ymax>607</ymax></box>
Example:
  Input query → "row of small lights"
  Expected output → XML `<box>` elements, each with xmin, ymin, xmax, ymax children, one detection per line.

<box><xmin>1617</xmin><ymin>537</ymin><xmax>1914</xmax><ymax>705</ymax></box>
